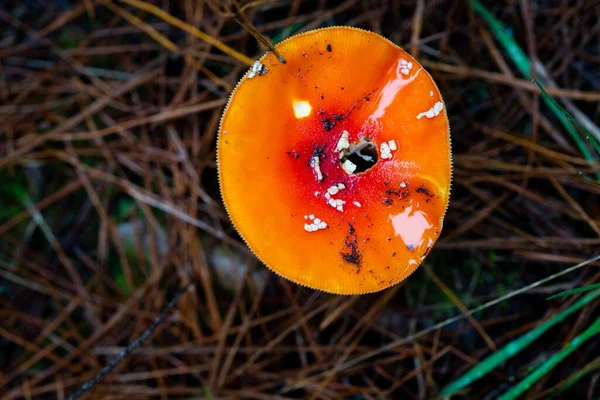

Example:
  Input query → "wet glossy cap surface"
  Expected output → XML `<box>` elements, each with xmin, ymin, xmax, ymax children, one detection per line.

<box><xmin>218</xmin><ymin>27</ymin><xmax>452</xmax><ymax>294</ymax></box>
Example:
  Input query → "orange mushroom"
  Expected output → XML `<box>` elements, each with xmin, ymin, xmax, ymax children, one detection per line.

<box><xmin>218</xmin><ymin>27</ymin><xmax>452</xmax><ymax>295</ymax></box>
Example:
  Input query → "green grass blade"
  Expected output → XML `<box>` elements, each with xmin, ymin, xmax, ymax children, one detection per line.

<box><xmin>579</xmin><ymin>171</ymin><xmax>600</xmax><ymax>187</ymax></box>
<box><xmin>497</xmin><ymin>316</ymin><xmax>600</xmax><ymax>400</ymax></box>
<box><xmin>470</xmin><ymin>0</ymin><xmax>531</xmax><ymax>77</ymax></box>
<box><xmin>547</xmin><ymin>283</ymin><xmax>600</xmax><ymax>300</ymax></box>
<box><xmin>535</xmin><ymin>79</ymin><xmax>600</xmax><ymax>161</ymax></box>
<box><xmin>470</xmin><ymin>0</ymin><xmax>598</xmax><ymax>178</ymax></box>
<box><xmin>541</xmin><ymin>96</ymin><xmax>598</xmax><ymax>176</ymax></box>
<box><xmin>440</xmin><ymin>289</ymin><xmax>600</xmax><ymax>396</ymax></box>
<box><xmin>552</xmin><ymin>357</ymin><xmax>600</xmax><ymax>397</ymax></box>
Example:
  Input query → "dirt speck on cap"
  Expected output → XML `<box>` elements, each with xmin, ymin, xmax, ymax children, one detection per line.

<box><xmin>341</xmin><ymin>223</ymin><xmax>361</xmax><ymax>269</ymax></box>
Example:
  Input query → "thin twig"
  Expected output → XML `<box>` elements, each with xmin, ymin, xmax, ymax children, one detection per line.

<box><xmin>66</xmin><ymin>282</ymin><xmax>194</xmax><ymax>400</ymax></box>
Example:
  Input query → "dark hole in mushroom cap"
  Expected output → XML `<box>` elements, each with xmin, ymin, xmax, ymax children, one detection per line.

<box><xmin>340</xmin><ymin>137</ymin><xmax>378</xmax><ymax>174</ymax></box>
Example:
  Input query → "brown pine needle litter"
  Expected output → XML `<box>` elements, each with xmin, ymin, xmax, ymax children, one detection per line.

<box><xmin>1</xmin><ymin>1</ymin><xmax>600</xmax><ymax>399</ymax></box>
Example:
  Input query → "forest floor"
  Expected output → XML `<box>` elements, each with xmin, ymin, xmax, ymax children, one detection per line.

<box><xmin>1</xmin><ymin>1</ymin><xmax>599</xmax><ymax>399</ymax></box>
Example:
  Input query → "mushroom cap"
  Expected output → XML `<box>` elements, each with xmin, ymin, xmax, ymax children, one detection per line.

<box><xmin>218</xmin><ymin>27</ymin><xmax>451</xmax><ymax>295</ymax></box>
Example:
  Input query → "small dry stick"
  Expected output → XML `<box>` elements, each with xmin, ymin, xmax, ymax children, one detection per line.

<box><xmin>66</xmin><ymin>281</ymin><xmax>194</xmax><ymax>400</ymax></box>
<box><xmin>232</xmin><ymin>1</ymin><xmax>286</xmax><ymax>64</ymax></box>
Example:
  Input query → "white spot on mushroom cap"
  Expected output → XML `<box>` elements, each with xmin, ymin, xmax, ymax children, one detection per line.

<box><xmin>327</xmin><ymin>183</ymin><xmax>345</xmax><ymax>196</ymax></box>
<box><xmin>327</xmin><ymin>185</ymin><xmax>339</xmax><ymax>195</ymax></box>
<box><xmin>399</xmin><ymin>59</ymin><xmax>413</xmax><ymax>76</ymax></box>
<box><xmin>324</xmin><ymin>183</ymin><xmax>347</xmax><ymax>211</ymax></box>
<box><xmin>303</xmin><ymin>214</ymin><xmax>327</xmax><ymax>232</ymax></box>
<box><xmin>335</xmin><ymin>130</ymin><xmax>350</xmax><ymax>155</ymax></box>
<box><xmin>342</xmin><ymin>159</ymin><xmax>357</xmax><ymax>174</ymax></box>
<box><xmin>353</xmin><ymin>201</ymin><xmax>362</xmax><ymax>208</ymax></box>
<box><xmin>417</xmin><ymin>101</ymin><xmax>444</xmax><ymax>120</ymax></box>
<box><xmin>380</xmin><ymin>142</ymin><xmax>392</xmax><ymax>160</ymax></box>
<box><xmin>304</xmin><ymin>218</ymin><xmax>328</xmax><ymax>232</ymax></box>
<box><xmin>327</xmin><ymin>197</ymin><xmax>346</xmax><ymax>212</ymax></box>
<box><xmin>247</xmin><ymin>60</ymin><xmax>268</xmax><ymax>79</ymax></box>
<box><xmin>310</xmin><ymin>156</ymin><xmax>323</xmax><ymax>181</ymax></box>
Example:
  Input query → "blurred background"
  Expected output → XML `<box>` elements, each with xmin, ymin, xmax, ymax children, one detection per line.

<box><xmin>1</xmin><ymin>0</ymin><xmax>599</xmax><ymax>398</ymax></box>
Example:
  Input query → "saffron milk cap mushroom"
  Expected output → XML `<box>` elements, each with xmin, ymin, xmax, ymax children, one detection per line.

<box><xmin>218</xmin><ymin>27</ymin><xmax>451</xmax><ymax>295</ymax></box>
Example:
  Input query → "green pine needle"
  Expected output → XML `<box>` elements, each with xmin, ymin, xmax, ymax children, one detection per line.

<box><xmin>547</xmin><ymin>283</ymin><xmax>600</xmax><ymax>300</ymax></box>
<box><xmin>497</xmin><ymin>316</ymin><xmax>600</xmax><ymax>400</ymax></box>
<box><xmin>440</xmin><ymin>289</ymin><xmax>600</xmax><ymax>396</ymax></box>
<box><xmin>470</xmin><ymin>0</ymin><xmax>599</xmax><ymax>180</ymax></box>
